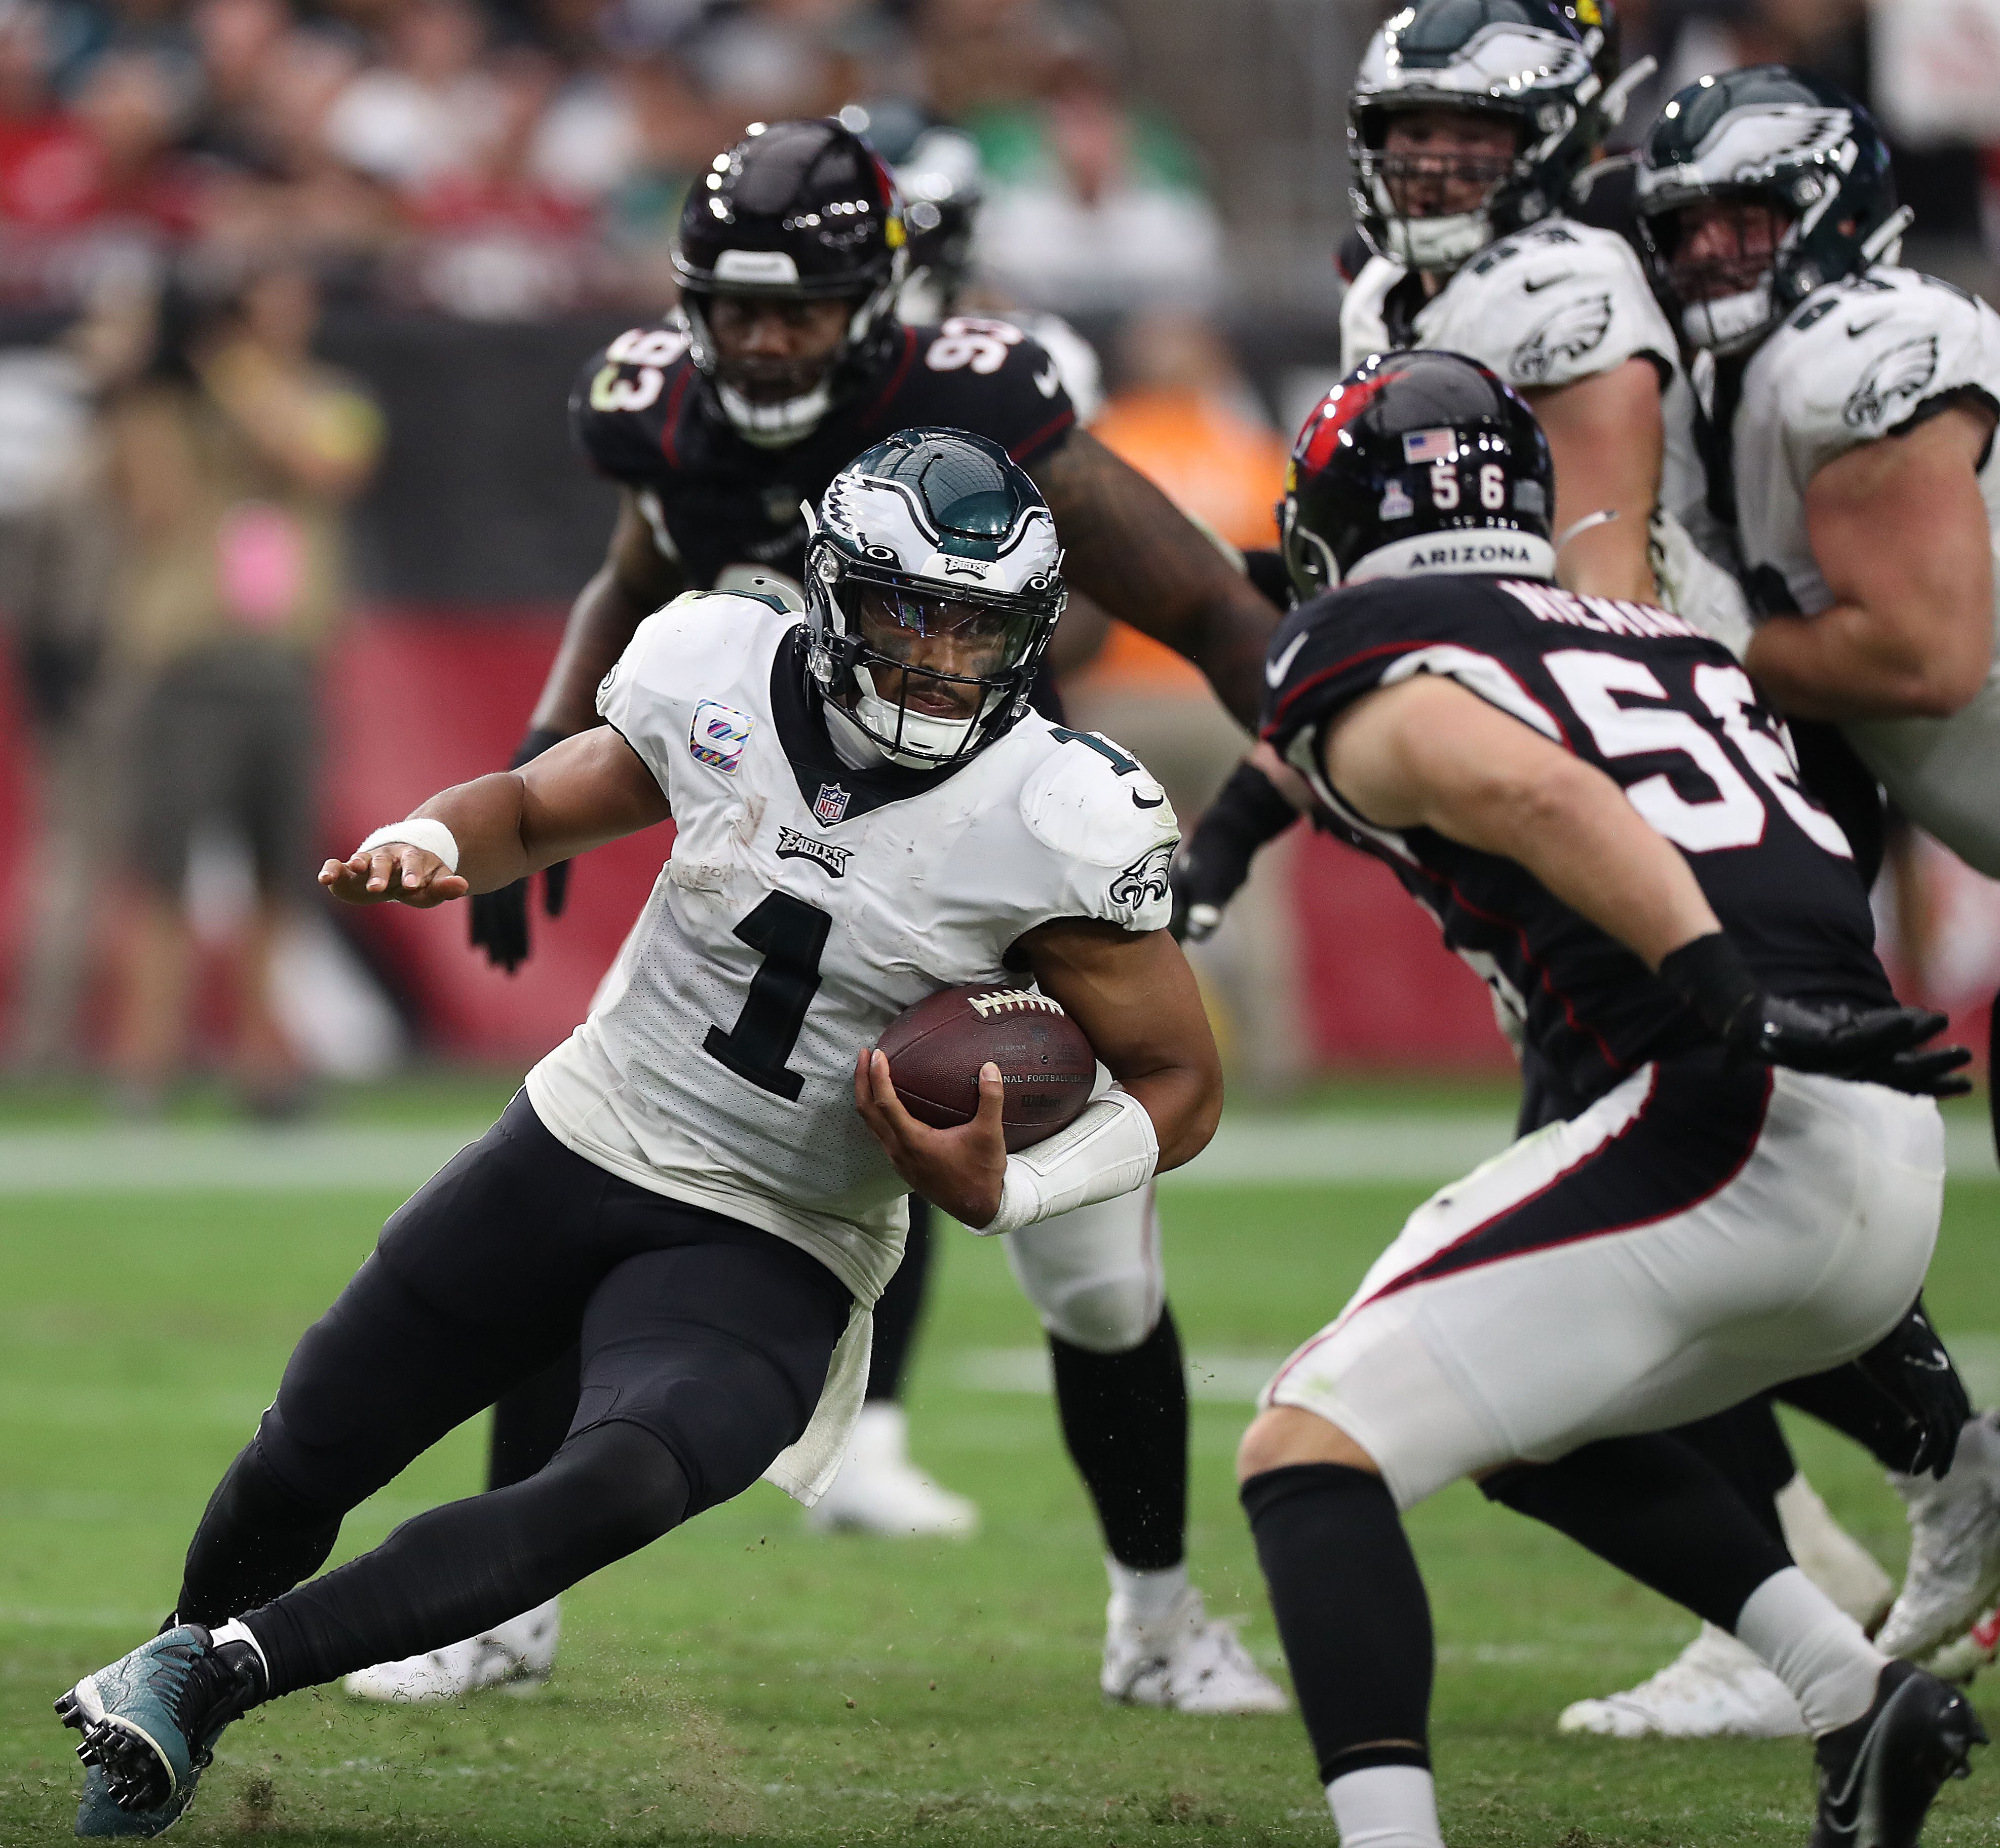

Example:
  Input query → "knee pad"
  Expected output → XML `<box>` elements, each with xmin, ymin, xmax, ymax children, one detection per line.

<box><xmin>1006</xmin><ymin>1190</ymin><xmax>1163</xmax><ymax>1354</ymax></box>
<box><xmin>544</xmin><ymin>1420</ymin><xmax>691</xmax><ymax>1557</ymax></box>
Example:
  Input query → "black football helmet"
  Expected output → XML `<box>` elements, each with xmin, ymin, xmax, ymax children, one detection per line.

<box><xmin>1350</xmin><ymin>0</ymin><xmax>1606</xmax><ymax>272</ymax></box>
<box><xmin>1281</xmin><ymin>350</ymin><xmax>1555</xmax><ymax>597</ymax></box>
<box><xmin>892</xmin><ymin>126</ymin><xmax>983</xmax><ymax>323</ymax></box>
<box><xmin>674</xmin><ymin>118</ymin><xmax>909</xmax><ymax>447</ymax></box>
<box><xmin>1633</xmin><ymin>67</ymin><xmax>1906</xmax><ymax>355</ymax></box>
<box><xmin>803</xmin><ymin>427</ymin><xmax>1065</xmax><ymax>769</ymax></box>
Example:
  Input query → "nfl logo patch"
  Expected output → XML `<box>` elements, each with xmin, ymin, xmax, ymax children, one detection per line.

<box><xmin>814</xmin><ymin>782</ymin><xmax>851</xmax><ymax>826</ymax></box>
<box><xmin>688</xmin><ymin>699</ymin><xmax>754</xmax><ymax>774</ymax></box>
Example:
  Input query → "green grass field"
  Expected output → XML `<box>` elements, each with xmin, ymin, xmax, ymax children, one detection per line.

<box><xmin>4</xmin><ymin>1083</ymin><xmax>1998</xmax><ymax>1845</ymax></box>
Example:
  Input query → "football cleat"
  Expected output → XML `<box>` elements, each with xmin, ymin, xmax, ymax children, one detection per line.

<box><xmin>1558</xmin><ymin>1623</ymin><xmax>1807</xmax><ymax>1739</ymax></box>
<box><xmin>1809</xmin><ymin>1659</ymin><xmax>1985</xmax><ymax>1848</ymax></box>
<box><xmin>57</xmin><ymin>1625</ymin><xmax>263</xmax><ymax>1836</ymax></box>
<box><xmin>805</xmin><ymin>1404</ymin><xmax>979</xmax><ymax>1538</ymax></box>
<box><xmin>1922</xmin><ymin>1608</ymin><xmax>2000</xmax><ymax>1686</ymax></box>
<box><xmin>1101</xmin><ymin>1587</ymin><xmax>1291</xmax><ymax>1715</ymax></box>
<box><xmin>341</xmin><ymin>1597</ymin><xmax>560</xmax><ymax>1703</ymax></box>
<box><xmin>1878</xmin><ymin>1413</ymin><xmax>2000</xmax><ymax>1663</ymax></box>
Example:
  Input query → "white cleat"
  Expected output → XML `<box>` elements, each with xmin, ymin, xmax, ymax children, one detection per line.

<box><xmin>1558</xmin><ymin>1623</ymin><xmax>1806</xmax><ymax>1739</ymax></box>
<box><xmin>1879</xmin><ymin>1412</ymin><xmax>2000</xmax><ymax>1663</ymax></box>
<box><xmin>1923</xmin><ymin>1608</ymin><xmax>2000</xmax><ymax>1685</ymax></box>
<box><xmin>805</xmin><ymin>1403</ymin><xmax>979</xmax><ymax>1538</ymax></box>
<box><xmin>341</xmin><ymin>1597</ymin><xmax>560</xmax><ymax>1703</ymax></box>
<box><xmin>1101</xmin><ymin>1587</ymin><xmax>1291</xmax><ymax>1715</ymax></box>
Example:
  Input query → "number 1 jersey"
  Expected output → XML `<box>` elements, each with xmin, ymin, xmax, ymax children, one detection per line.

<box><xmin>1261</xmin><ymin>573</ymin><xmax>1894</xmax><ymax>1109</ymax></box>
<box><xmin>524</xmin><ymin>592</ymin><xmax>1179</xmax><ymax>1303</ymax></box>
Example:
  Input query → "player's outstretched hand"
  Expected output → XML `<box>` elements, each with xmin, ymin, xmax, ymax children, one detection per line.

<box><xmin>1747</xmin><ymin>997</ymin><xmax>1972</xmax><ymax>1097</ymax></box>
<box><xmin>319</xmin><ymin>845</ymin><xmax>469</xmax><ymax>909</ymax></box>
<box><xmin>854</xmin><ymin>1048</ymin><xmax>1009</xmax><ymax>1229</ymax></box>
<box><xmin>1660</xmin><ymin>932</ymin><xmax>1972</xmax><ymax>1097</ymax></box>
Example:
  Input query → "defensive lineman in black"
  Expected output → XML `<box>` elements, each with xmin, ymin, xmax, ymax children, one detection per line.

<box><xmin>1239</xmin><ymin>351</ymin><xmax>1979</xmax><ymax>1848</ymax></box>
<box><xmin>367</xmin><ymin>117</ymin><xmax>1288</xmax><ymax>1714</ymax></box>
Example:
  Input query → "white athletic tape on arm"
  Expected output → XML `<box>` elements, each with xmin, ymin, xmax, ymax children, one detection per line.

<box><xmin>355</xmin><ymin>819</ymin><xmax>460</xmax><ymax>873</ymax></box>
<box><xmin>973</xmin><ymin>1087</ymin><xmax>1159</xmax><ymax>1237</ymax></box>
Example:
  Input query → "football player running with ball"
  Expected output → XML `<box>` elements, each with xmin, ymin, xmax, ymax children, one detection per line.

<box><xmin>388</xmin><ymin>117</ymin><xmax>1285</xmax><ymax>1716</ymax></box>
<box><xmin>1247</xmin><ymin>350</ymin><xmax>1980</xmax><ymax>1848</ymax></box>
<box><xmin>1630</xmin><ymin>67</ymin><xmax>2000</xmax><ymax>1678</ymax></box>
<box><xmin>54</xmin><ymin>433</ymin><xmax>1229</xmax><ymax>1838</ymax></box>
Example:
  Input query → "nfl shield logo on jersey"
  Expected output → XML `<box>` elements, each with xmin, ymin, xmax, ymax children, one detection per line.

<box><xmin>689</xmin><ymin>700</ymin><xmax>754</xmax><ymax>774</ymax></box>
<box><xmin>814</xmin><ymin>782</ymin><xmax>851</xmax><ymax>826</ymax></box>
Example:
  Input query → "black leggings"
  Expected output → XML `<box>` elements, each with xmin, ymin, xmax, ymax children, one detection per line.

<box><xmin>178</xmin><ymin>1095</ymin><xmax>851</xmax><ymax>1693</ymax></box>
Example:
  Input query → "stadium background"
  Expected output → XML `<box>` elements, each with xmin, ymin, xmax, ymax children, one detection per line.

<box><xmin>3</xmin><ymin>3</ymin><xmax>2000</xmax><ymax>1842</ymax></box>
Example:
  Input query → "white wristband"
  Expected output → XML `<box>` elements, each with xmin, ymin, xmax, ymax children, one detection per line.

<box><xmin>972</xmin><ymin>1087</ymin><xmax>1160</xmax><ymax>1237</ymax></box>
<box><xmin>355</xmin><ymin>820</ymin><xmax>460</xmax><ymax>873</ymax></box>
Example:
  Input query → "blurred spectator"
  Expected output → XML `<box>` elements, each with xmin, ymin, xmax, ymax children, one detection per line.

<box><xmin>320</xmin><ymin>0</ymin><xmax>496</xmax><ymax>190</ymax></box>
<box><xmin>969</xmin><ymin>17</ymin><xmax>1223</xmax><ymax>316</ymax></box>
<box><xmin>1060</xmin><ymin>311</ymin><xmax>1308</xmax><ymax>1094</ymax></box>
<box><xmin>100</xmin><ymin>260</ymin><xmax>381</xmax><ymax>1113</ymax></box>
<box><xmin>0</xmin><ymin>285</ymin><xmax>139</xmax><ymax>1070</ymax></box>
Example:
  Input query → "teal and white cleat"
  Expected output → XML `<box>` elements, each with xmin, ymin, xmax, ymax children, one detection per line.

<box><xmin>56</xmin><ymin>1625</ymin><xmax>264</xmax><ymax>1838</ymax></box>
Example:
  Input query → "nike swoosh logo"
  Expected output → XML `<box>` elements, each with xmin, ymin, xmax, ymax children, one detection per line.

<box><xmin>1847</xmin><ymin>317</ymin><xmax>1890</xmax><ymax>339</ymax></box>
<box><xmin>1035</xmin><ymin>363</ymin><xmax>1062</xmax><ymax>398</ymax></box>
<box><xmin>1132</xmin><ymin>790</ymin><xmax>1166</xmax><ymax>810</ymax></box>
<box><xmin>1266</xmin><ymin>632</ymin><xmax>1309</xmax><ymax>687</ymax></box>
<box><xmin>1522</xmin><ymin>273</ymin><xmax>1570</xmax><ymax>293</ymax></box>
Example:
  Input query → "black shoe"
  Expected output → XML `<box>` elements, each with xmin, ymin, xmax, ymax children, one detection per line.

<box><xmin>1810</xmin><ymin>1659</ymin><xmax>1986</xmax><ymax>1847</ymax></box>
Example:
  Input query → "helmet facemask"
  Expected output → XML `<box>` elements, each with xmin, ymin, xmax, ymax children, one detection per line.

<box><xmin>813</xmin><ymin>559</ymin><xmax>1055</xmax><ymax>767</ymax></box>
<box><xmin>683</xmin><ymin>271</ymin><xmax>904</xmax><ymax>448</ymax></box>
<box><xmin>1356</xmin><ymin>101</ymin><xmax>1528</xmax><ymax>272</ymax></box>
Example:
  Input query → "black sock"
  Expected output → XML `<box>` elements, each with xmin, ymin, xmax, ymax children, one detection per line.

<box><xmin>1049</xmin><ymin>1306</ymin><xmax>1186</xmax><ymax>1570</ymax></box>
<box><xmin>1242</xmin><ymin>1464</ymin><xmax>1431</xmax><ymax>1785</ymax></box>
<box><xmin>486</xmin><ymin>1345</ymin><xmax>581</xmax><ymax>1492</ymax></box>
<box><xmin>246</xmin><ymin>1422</ymin><xmax>689</xmax><ymax>1698</ymax></box>
<box><xmin>1667</xmin><ymin>1397</ymin><xmax>1794</xmax><ymax>1547</ymax></box>
<box><xmin>1483</xmin><ymin>1432</ymin><xmax>1793</xmax><ymax>1630</ymax></box>
<box><xmin>866</xmin><ymin>1199</ymin><xmax>932</xmax><ymax>1402</ymax></box>
<box><xmin>176</xmin><ymin>1435</ymin><xmax>345</xmax><ymax>1628</ymax></box>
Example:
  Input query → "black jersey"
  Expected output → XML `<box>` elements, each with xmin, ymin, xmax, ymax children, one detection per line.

<box><xmin>1261</xmin><ymin>572</ymin><xmax>1894</xmax><ymax>1105</ymax></box>
<box><xmin>568</xmin><ymin>315</ymin><xmax>1078</xmax><ymax>593</ymax></box>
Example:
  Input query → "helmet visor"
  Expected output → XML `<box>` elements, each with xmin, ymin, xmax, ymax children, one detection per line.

<box><xmin>850</xmin><ymin>582</ymin><xmax>1042</xmax><ymax>720</ymax></box>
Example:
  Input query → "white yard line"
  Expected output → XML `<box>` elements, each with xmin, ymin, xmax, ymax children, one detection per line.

<box><xmin>0</xmin><ymin>1111</ymin><xmax>1990</xmax><ymax>1196</ymax></box>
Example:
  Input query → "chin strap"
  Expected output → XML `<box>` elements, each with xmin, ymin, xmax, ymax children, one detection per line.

<box><xmin>1860</xmin><ymin>206</ymin><xmax>1915</xmax><ymax>271</ymax></box>
<box><xmin>1597</xmin><ymin>55</ymin><xmax>1658</xmax><ymax>129</ymax></box>
<box><xmin>1555</xmin><ymin>507</ymin><xmax>1619</xmax><ymax>557</ymax></box>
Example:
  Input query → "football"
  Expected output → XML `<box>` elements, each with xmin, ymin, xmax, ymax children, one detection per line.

<box><xmin>875</xmin><ymin>983</ymin><xmax>1097</xmax><ymax>1150</ymax></box>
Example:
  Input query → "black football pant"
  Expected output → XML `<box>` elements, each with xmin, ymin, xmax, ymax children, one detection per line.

<box><xmin>176</xmin><ymin>1093</ymin><xmax>850</xmax><ymax>1698</ymax></box>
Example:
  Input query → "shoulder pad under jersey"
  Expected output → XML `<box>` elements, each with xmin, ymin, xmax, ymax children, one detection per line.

<box><xmin>1748</xmin><ymin>267</ymin><xmax>2000</xmax><ymax>477</ymax></box>
<box><xmin>1019</xmin><ymin>727</ymin><xmax>1180</xmax><ymax>932</ymax></box>
<box><xmin>1422</xmin><ymin>219</ymin><xmax>1676</xmax><ymax>392</ymax></box>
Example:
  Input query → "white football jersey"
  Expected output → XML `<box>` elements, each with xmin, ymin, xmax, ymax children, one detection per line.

<box><xmin>1734</xmin><ymin>267</ymin><xmax>2000</xmax><ymax>875</ymax></box>
<box><xmin>524</xmin><ymin>591</ymin><xmax>1179</xmax><ymax>1304</ymax></box>
<box><xmin>1340</xmin><ymin>219</ymin><xmax>1730</xmax><ymax>605</ymax></box>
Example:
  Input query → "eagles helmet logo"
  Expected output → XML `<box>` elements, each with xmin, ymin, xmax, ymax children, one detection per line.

<box><xmin>1511</xmin><ymin>293</ymin><xmax>1613</xmax><ymax>386</ymax></box>
<box><xmin>1842</xmin><ymin>333</ymin><xmax>1939</xmax><ymax>430</ymax></box>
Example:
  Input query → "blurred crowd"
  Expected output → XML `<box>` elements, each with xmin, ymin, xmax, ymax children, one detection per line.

<box><xmin>0</xmin><ymin>0</ymin><xmax>1224</xmax><ymax>320</ymax></box>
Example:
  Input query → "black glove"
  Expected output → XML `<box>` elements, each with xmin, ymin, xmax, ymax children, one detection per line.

<box><xmin>1169</xmin><ymin>757</ymin><xmax>1301</xmax><ymax>943</ymax></box>
<box><xmin>1657</xmin><ymin>932</ymin><xmax>1973</xmax><ymax>1097</ymax></box>
<box><xmin>1851</xmin><ymin>1298</ymin><xmax>1974</xmax><ymax>1480</ymax></box>
<box><xmin>468</xmin><ymin>726</ymin><xmax>571</xmax><ymax>974</ymax></box>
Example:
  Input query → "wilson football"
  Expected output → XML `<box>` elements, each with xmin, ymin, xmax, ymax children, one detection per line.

<box><xmin>875</xmin><ymin>983</ymin><xmax>1096</xmax><ymax>1151</ymax></box>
